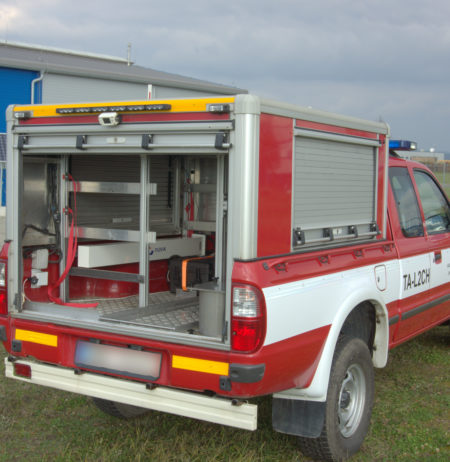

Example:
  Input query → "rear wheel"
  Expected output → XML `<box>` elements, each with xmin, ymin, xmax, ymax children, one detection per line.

<box><xmin>298</xmin><ymin>336</ymin><xmax>374</xmax><ymax>461</ymax></box>
<box><xmin>92</xmin><ymin>397</ymin><xmax>149</xmax><ymax>419</ymax></box>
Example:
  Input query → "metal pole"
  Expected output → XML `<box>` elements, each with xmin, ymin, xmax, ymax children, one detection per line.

<box><xmin>139</xmin><ymin>155</ymin><xmax>149</xmax><ymax>307</ymax></box>
<box><xmin>59</xmin><ymin>156</ymin><xmax>69</xmax><ymax>302</ymax></box>
<box><xmin>7</xmin><ymin>117</ymin><xmax>23</xmax><ymax>311</ymax></box>
<box><xmin>30</xmin><ymin>71</ymin><xmax>44</xmax><ymax>104</ymax></box>
<box><xmin>215</xmin><ymin>155</ymin><xmax>225</xmax><ymax>283</ymax></box>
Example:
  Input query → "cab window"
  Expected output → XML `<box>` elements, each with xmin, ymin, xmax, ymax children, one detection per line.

<box><xmin>389</xmin><ymin>167</ymin><xmax>424</xmax><ymax>238</ymax></box>
<box><xmin>413</xmin><ymin>170</ymin><xmax>450</xmax><ymax>234</ymax></box>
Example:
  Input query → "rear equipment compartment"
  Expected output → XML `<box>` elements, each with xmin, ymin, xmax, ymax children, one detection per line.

<box><xmin>8</xmin><ymin>99</ymin><xmax>233</xmax><ymax>349</ymax></box>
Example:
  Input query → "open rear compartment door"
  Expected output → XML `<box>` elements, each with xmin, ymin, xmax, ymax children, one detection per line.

<box><xmin>13</xmin><ymin>118</ymin><xmax>232</xmax><ymax>348</ymax></box>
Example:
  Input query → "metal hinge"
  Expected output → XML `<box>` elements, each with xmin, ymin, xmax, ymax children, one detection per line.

<box><xmin>76</xmin><ymin>135</ymin><xmax>87</xmax><ymax>150</ymax></box>
<box><xmin>292</xmin><ymin>227</ymin><xmax>305</xmax><ymax>246</ymax></box>
<box><xmin>215</xmin><ymin>132</ymin><xmax>231</xmax><ymax>150</ymax></box>
<box><xmin>141</xmin><ymin>134</ymin><xmax>154</xmax><ymax>150</ymax></box>
<box><xmin>13</xmin><ymin>293</ymin><xmax>22</xmax><ymax>312</ymax></box>
<box><xmin>18</xmin><ymin>135</ymin><xmax>28</xmax><ymax>149</ymax></box>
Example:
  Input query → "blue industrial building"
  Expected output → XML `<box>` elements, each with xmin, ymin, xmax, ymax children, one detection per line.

<box><xmin>0</xmin><ymin>65</ymin><xmax>44</xmax><ymax>208</ymax></box>
<box><xmin>0</xmin><ymin>67</ymin><xmax>41</xmax><ymax>132</ymax></box>
<box><xmin>0</xmin><ymin>40</ymin><xmax>245</xmax><ymax>210</ymax></box>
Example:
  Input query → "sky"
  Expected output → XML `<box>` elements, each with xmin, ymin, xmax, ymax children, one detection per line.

<box><xmin>1</xmin><ymin>0</ymin><xmax>450</xmax><ymax>152</ymax></box>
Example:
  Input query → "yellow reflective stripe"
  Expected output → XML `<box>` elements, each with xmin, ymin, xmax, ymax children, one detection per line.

<box><xmin>14</xmin><ymin>97</ymin><xmax>235</xmax><ymax>118</ymax></box>
<box><xmin>15</xmin><ymin>329</ymin><xmax>58</xmax><ymax>347</ymax></box>
<box><xmin>172</xmin><ymin>355</ymin><xmax>229</xmax><ymax>376</ymax></box>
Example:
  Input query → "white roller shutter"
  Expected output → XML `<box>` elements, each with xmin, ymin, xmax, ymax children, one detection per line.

<box><xmin>292</xmin><ymin>131</ymin><xmax>379</xmax><ymax>247</ymax></box>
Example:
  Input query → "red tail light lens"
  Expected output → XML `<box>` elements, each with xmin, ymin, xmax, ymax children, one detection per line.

<box><xmin>231</xmin><ymin>284</ymin><xmax>266</xmax><ymax>353</ymax></box>
<box><xmin>0</xmin><ymin>259</ymin><xmax>7</xmax><ymax>315</ymax></box>
<box><xmin>14</xmin><ymin>363</ymin><xmax>32</xmax><ymax>378</ymax></box>
<box><xmin>0</xmin><ymin>292</ymin><xmax>6</xmax><ymax>315</ymax></box>
<box><xmin>231</xmin><ymin>318</ymin><xmax>264</xmax><ymax>352</ymax></box>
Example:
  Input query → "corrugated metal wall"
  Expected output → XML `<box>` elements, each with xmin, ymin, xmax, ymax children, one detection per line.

<box><xmin>43</xmin><ymin>74</ymin><xmax>219</xmax><ymax>103</ymax></box>
<box><xmin>42</xmin><ymin>73</ymin><xmax>148</xmax><ymax>103</ymax></box>
<box><xmin>153</xmin><ymin>85</ymin><xmax>223</xmax><ymax>99</ymax></box>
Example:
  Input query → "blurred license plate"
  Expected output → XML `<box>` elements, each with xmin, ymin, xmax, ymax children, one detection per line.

<box><xmin>75</xmin><ymin>341</ymin><xmax>161</xmax><ymax>380</ymax></box>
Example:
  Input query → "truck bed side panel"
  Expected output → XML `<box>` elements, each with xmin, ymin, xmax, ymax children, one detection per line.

<box><xmin>257</xmin><ymin>114</ymin><xmax>293</xmax><ymax>257</ymax></box>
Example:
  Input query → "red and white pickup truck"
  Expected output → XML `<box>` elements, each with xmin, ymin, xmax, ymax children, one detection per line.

<box><xmin>1</xmin><ymin>95</ymin><xmax>449</xmax><ymax>461</ymax></box>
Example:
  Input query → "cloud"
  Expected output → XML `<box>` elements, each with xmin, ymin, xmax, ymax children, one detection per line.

<box><xmin>1</xmin><ymin>0</ymin><xmax>450</xmax><ymax>149</ymax></box>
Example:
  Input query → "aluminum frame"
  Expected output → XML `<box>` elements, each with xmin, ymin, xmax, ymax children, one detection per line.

<box><xmin>16</xmin><ymin>121</ymin><xmax>234</xmax><ymax>156</ymax></box>
<box><xmin>59</xmin><ymin>156</ymin><xmax>69</xmax><ymax>302</ymax></box>
<box><xmin>139</xmin><ymin>155</ymin><xmax>150</xmax><ymax>307</ymax></box>
<box><xmin>6</xmin><ymin>107</ymin><xmax>22</xmax><ymax>311</ymax></box>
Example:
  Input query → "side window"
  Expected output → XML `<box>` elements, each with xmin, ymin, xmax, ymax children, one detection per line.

<box><xmin>413</xmin><ymin>170</ymin><xmax>450</xmax><ymax>234</ymax></box>
<box><xmin>389</xmin><ymin>167</ymin><xmax>424</xmax><ymax>238</ymax></box>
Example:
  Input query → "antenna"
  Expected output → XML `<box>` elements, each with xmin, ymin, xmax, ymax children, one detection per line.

<box><xmin>127</xmin><ymin>43</ymin><xmax>132</xmax><ymax>66</ymax></box>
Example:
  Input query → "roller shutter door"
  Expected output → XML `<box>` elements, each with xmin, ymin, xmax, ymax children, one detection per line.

<box><xmin>292</xmin><ymin>134</ymin><xmax>378</xmax><ymax>247</ymax></box>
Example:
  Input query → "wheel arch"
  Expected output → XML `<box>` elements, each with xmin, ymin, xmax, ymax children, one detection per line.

<box><xmin>274</xmin><ymin>288</ymin><xmax>389</xmax><ymax>402</ymax></box>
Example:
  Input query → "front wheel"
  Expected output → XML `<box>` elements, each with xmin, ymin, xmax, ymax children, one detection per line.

<box><xmin>299</xmin><ymin>336</ymin><xmax>374</xmax><ymax>461</ymax></box>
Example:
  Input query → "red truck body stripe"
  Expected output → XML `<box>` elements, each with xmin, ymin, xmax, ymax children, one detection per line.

<box><xmin>235</xmin><ymin>241</ymin><xmax>398</xmax><ymax>288</ymax></box>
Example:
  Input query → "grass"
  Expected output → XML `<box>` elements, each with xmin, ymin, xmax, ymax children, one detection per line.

<box><xmin>1</xmin><ymin>326</ymin><xmax>449</xmax><ymax>461</ymax></box>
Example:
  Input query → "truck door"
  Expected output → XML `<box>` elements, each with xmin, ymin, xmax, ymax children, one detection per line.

<box><xmin>388</xmin><ymin>165</ymin><xmax>450</xmax><ymax>341</ymax></box>
<box><xmin>412</xmin><ymin>168</ymin><xmax>450</xmax><ymax>304</ymax></box>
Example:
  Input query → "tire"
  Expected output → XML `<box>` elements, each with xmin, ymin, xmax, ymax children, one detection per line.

<box><xmin>298</xmin><ymin>336</ymin><xmax>374</xmax><ymax>461</ymax></box>
<box><xmin>92</xmin><ymin>397</ymin><xmax>149</xmax><ymax>419</ymax></box>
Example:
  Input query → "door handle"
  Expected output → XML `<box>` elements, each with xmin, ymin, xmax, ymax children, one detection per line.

<box><xmin>434</xmin><ymin>251</ymin><xmax>442</xmax><ymax>264</ymax></box>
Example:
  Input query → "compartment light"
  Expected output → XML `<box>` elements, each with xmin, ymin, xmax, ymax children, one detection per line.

<box><xmin>14</xmin><ymin>111</ymin><xmax>33</xmax><ymax>119</ymax></box>
<box><xmin>207</xmin><ymin>104</ymin><xmax>231</xmax><ymax>113</ymax></box>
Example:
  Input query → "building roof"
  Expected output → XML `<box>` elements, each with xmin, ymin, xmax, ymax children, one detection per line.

<box><xmin>0</xmin><ymin>41</ymin><xmax>246</xmax><ymax>95</ymax></box>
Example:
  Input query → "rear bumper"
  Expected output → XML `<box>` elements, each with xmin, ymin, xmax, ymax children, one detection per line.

<box><xmin>4</xmin><ymin>357</ymin><xmax>257</xmax><ymax>430</ymax></box>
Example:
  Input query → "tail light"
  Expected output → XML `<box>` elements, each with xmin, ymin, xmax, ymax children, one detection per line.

<box><xmin>231</xmin><ymin>284</ymin><xmax>266</xmax><ymax>353</ymax></box>
<box><xmin>0</xmin><ymin>260</ymin><xmax>7</xmax><ymax>315</ymax></box>
<box><xmin>14</xmin><ymin>362</ymin><xmax>32</xmax><ymax>378</ymax></box>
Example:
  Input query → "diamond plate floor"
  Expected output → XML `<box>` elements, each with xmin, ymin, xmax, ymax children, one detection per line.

<box><xmin>97</xmin><ymin>291</ymin><xmax>199</xmax><ymax>331</ymax></box>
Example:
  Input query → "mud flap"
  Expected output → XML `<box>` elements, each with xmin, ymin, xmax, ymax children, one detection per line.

<box><xmin>272</xmin><ymin>398</ymin><xmax>326</xmax><ymax>438</ymax></box>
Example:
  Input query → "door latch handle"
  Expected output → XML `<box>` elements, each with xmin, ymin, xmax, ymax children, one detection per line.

<box><xmin>434</xmin><ymin>251</ymin><xmax>442</xmax><ymax>263</ymax></box>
